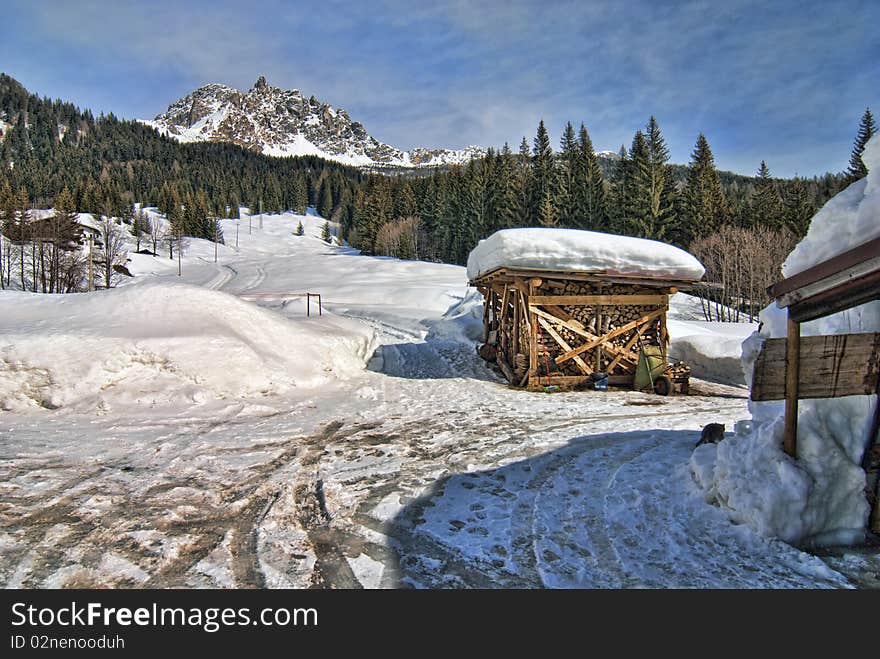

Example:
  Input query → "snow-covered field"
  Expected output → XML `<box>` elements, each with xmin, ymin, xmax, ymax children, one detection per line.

<box><xmin>0</xmin><ymin>210</ymin><xmax>871</xmax><ymax>588</ymax></box>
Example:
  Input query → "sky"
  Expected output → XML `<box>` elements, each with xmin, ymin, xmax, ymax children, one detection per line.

<box><xmin>1</xmin><ymin>0</ymin><xmax>878</xmax><ymax>177</ymax></box>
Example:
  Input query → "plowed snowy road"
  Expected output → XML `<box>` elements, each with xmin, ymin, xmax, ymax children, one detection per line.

<box><xmin>0</xmin><ymin>213</ymin><xmax>865</xmax><ymax>588</ymax></box>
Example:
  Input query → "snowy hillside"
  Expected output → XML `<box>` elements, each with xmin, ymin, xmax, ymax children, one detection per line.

<box><xmin>143</xmin><ymin>76</ymin><xmax>485</xmax><ymax>168</ymax></box>
<box><xmin>0</xmin><ymin>207</ymin><xmax>871</xmax><ymax>589</ymax></box>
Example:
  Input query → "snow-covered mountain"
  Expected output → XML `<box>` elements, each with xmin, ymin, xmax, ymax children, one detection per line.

<box><xmin>143</xmin><ymin>76</ymin><xmax>485</xmax><ymax>168</ymax></box>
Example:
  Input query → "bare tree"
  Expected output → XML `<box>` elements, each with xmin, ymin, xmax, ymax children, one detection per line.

<box><xmin>691</xmin><ymin>225</ymin><xmax>796</xmax><ymax>322</ymax></box>
<box><xmin>148</xmin><ymin>216</ymin><xmax>166</xmax><ymax>256</ymax></box>
<box><xmin>375</xmin><ymin>217</ymin><xmax>426</xmax><ymax>260</ymax></box>
<box><xmin>96</xmin><ymin>217</ymin><xmax>129</xmax><ymax>289</ymax></box>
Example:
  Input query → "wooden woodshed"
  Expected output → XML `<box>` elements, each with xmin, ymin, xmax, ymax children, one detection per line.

<box><xmin>467</xmin><ymin>229</ymin><xmax>706</xmax><ymax>392</ymax></box>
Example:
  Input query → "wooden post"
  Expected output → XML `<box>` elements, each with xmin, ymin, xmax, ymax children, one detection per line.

<box><xmin>528</xmin><ymin>280</ymin><xmax>538</xmax><ymax>384</ymax></box>
<box><xmin>482</xmin><ymin>290</ymin><xmax>491</xmax><ymax>344</ymax></box>
<box><xmin>512</xmin><ymin>287</ymin><xmax>520</xmax><ymax>356</ymax></box>
<box><xmin>784</xmin><ymin>314</ymin><xmax>800</xmax><ymax>457</ymax></box>
<box><xmin>660</xmin><ymin>296</ymin><xmax>668</xmax><ymax>366</ymax></box>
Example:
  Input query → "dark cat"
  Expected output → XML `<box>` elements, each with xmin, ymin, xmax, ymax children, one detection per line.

<box><xmin>695</xmin><ymin>423</ymin><xmax>725</xmax><ymax>447</ymax></box>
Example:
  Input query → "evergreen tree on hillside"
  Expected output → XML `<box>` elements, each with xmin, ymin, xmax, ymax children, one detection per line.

<box><xmin>573</xmin><ymin>123</ymin><xmax>607</xmax><ymax>231</ymax></box>
<box><xmin>846</xmin><ymin>107</ymin><xmax>876</xmax><ymax>183</ymax></box>
<box><xmin>783</xmin><ymin>176</ymin><xmax>815</xmax><ymax>238</ymax></box>
<box><xmin>625</xmin><ymin>130</ymin><xmax>652</xmax><ymax>237</ymax></box>
<box><xmin>531</xmin><ymin>121</ymin><xmax>554</xmax><ymax>223</ymax></box>
<box><xmin>556</xmin><ymin>121</ymin><xmax>578</xmax><ymax>227</ymax></box>
<box><xmin>514</xmin><ymin>137</ymin><xmax>533</xmax><ymax>226</ymax></box>
<box><xmin>644</xmin><ymin>116</ymin><xmax>677</xmax><ymax>240</ymax></box>
<box><xmin>321</xmin><ymin>221</ymin><xmax>332</xmax><ymax>243</ymax></box>
<box><xmin>393</xmin><ymin>180</ymin><xmax>417</xmax><ymax>220</ymax></box>
<box><xmin>495</xmin><ymin>143</ymin><xmax>519</xmax><ymax>229</ymax></box>
<box><xmin>682</xmin><ymin>133</ymin><xmax>727</xmax><ymax>243</ymax></box>
<box><xmin>317</xmin><ymin>180</ymin><xmax>334</xmax><ymax>218</ymax></box>
<box><xmin>292</xmin><ymin>174</ymin><xmax>309</xmax><ymax>214</ymax></box>
<box><xmin>748</xmin><ymin>161</ymin><xmax>783</xmax><ymax>229</ymax></box>
<box><xmin>355</xmin><ymin>176</ymin><xmax>392</xmax><ymax>253</ymax></box>
<box><xmin>608</xmin><ymin>144</ymin><xmax>630</xmax><ymax>234</ymax></box>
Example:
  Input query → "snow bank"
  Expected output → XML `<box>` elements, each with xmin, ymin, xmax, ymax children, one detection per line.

<box><xmin>691</xmin><ymin>133</ymin><xmax>880</xmax><ymax>546</ymax></box>
<box><xmin>667</xmin><ymin>318</ymin><xmax>756</xmax><ymax>385</ymax></box>
<box><xmin>423</xmin><ymin>288</ymin><xmax>486</xmax><ymax>345</ymax></box>
<box><xmin>0</xmin><ymin>281</ymin><xmax>377</xmax><ymax>411</ymax></box>
<box><xmin>466</xmin><ymin>228</ymin><xmax>705</xmax><ymax>281</ymax></box>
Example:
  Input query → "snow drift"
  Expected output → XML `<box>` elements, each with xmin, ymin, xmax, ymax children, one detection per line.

<box><xmin>0</xmin><ymin>280</ymin><xmax>377</xmax><ymax>411</ymax></box>
<box><xmin>466</xmin><ymin>228</ymin><xmax>705</xmax><ymax>281</ymax></box>
<box><xmin>691</xmin><ymin>133</ymin><xmax>880</xmax><ymax>546</ymax></box>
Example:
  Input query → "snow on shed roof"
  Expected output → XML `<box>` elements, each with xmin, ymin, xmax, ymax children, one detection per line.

<box><xmin>466</xmin><ymin>228</ymin><xmax>705</xmax><ymax>282</ymax></box>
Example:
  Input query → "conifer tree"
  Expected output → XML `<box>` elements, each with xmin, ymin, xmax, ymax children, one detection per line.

<box><xmin>573</xmin><ymin>123</ymin><xmax>606</xmax><ymax>231</ymax></box>
<box><xmin>321</xmin><ymin>220</ymin><xmax>332</xmax><ymax>243</ymax></box>
<box><xmin>644</xmin><ymin>116</ymin><xmax>676</xmax><ymax>240</ymax></box>
<box><xmin>292</xmin><ymin>174</ymin><xmax>309</xmax><ymax>214</ymax></box>
<box><xmin>496</xmin><ymin>143</ymin><xmax>519</xmax><ymax>229</ymax></box>
<box><xmin>846</xmin><ymin>107</ymin><xmax>876</xmax><ymax>183</ymax></box>
<box><xmin>15</xmin><ymin>186</ymin><xmax>30</xmax><ymax>290</ymax></box>
<box><xmin>626</xmin><ymin>130</ymin><xmax>652</xmax><ymax>237</ymax></box>
<box><xmin>393</xmin><ymin>181</ymin><xmax>417</xmax><ymax>220</ymax></box>
<box><xmin>317</xmin><ymin>181</ymin><xmax>334</xmax><ymax>218</ymax></box>
<box><xmin>537</xmin><ymin>191</ymin><xmax>558</xmax><ymax>227</ymax></box>
<box><xmin>608</xmin><ymin>144</ymin><xmax>630</xmax><ymax>234</ymax></box>
<box><xmin>514</xmin><ymin>137</ymin><xmax>533</xmax><ymax>226</ymax></box>
<box><xmin>295</xmin><ymin>221</ymin><xmax>305</xmax><ymax>236</ymax></box>
<box><xmin>556</xmin><ymin>121</ymin><xmax>578</xmax><ymax>227</ymax></box>
<box><xmin>531</xmin><ymin>121</ymin><xmax>554</xmax><ymax>222</ymax></box>
<box><xmin>682</xmin><ymin>134</ymin><xmax>727</xmax><ymax>243</ymax></box>
<box><xmin>748</xmin><ymin>161</ymin><xmax>783</xmax><ymax>229</ymax></box>
<box><xmin>783</xmin><ymin>176</ymin><xmax>815</xmax><ymax>238</ymax></box>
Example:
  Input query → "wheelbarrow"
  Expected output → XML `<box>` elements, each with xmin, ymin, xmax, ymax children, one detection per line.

<box><xmin>634</xmin><ymin>345</ymin><xmax>674</xmax><ymax>396</ymax></box>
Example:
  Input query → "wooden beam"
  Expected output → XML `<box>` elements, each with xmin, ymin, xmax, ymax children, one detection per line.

<box><xmin>537</xmin><ymin>317</ymin><xmax>592</xmax><ymax>375</ymax></box>
<box><xmin>530</xmin><ymin>294</ymin><xmax>667</xmax><ymax>307</ymax></box>
<box><xmin>519</xmin><ymin>290</ymin><xmax>531</xmax><ymax>331</ymax></box>
<box><xmin>606</xmin><ymin>324</ymin><xmax>647</xmax><ymax>373</ymax></box>
<box><xmin>530</xmin><ymin>305</ymin><xmax>640</xmax><ymax>371</ymax></box>
<box><xmin>659</xmin><ymin>302</ymin><xmax>668</xmax><ymax>366</ymax></box>
<box><xmin>497</xmin><ymin>354</ymin><xmax>517</xmax><ymax>384</ymax></box>
<box><xmin>555</xmin><ymin>309</ymin><xmax>664</xmax><ymax>365</ymax></box>
<box><xmin>470</xmin><ymin>265</ymin><xmax>697</xmax><ymax>290</ymax></box>
<box><xmin>784</xmin><ymin>315</ymin><xmax>800</xmax><ymax>458</ymax></box>
<box><xmin>544</xmin><ymin>304</ymin><xmax>584</xmax><ymax>329</ymax></box>
<box><xmin>594</xmin><ymin>286</ymin><xmax>603</xmax><ymax>372</ymax></box>
<box><xmin>512</xmin><ymin>285</ymin><xmax>520</xmax><ymax>356</ymax></box>
<box><xmin>482</xmin><ymin>289</ymin><xmax>491</xmax><ymax>344</ymax></box>
<box><xmin>768</xmin><ymin>236</ymin><xmax>880</xmax><ymax>300</ymax></box>
<box><xmin>528</xmin><ymin>281</ymin><xmax>538</xmax><ymax>381</ymax></box>
<box><xmin>776</xmin><ymin>256</ymin><xmax>880</xmax><ymax>310</ymax></box>
<box><xmin>530</xmin><ymin>305</ymin><xmax>590</xmax><ymax>338</ymax></box>
<box><xmin>527</xmin><ymin>374</ymin><xmax>635</xmax><ymax>391</ymax></box>
<box><xmin>787</xmin><ymin>269</ymin><xmax>880</xmax><ymax>323</ymax></box>
<box><xmin>750</xmin><ymin>331</ymin><xmax>880</xmax><ymax>401</ymax></box>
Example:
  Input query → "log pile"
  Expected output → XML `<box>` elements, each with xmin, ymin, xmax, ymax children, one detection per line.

<box><xmin>475</xmin><ymin>268</ymin><xmax>689</xmax><ymax>392</ymax></box>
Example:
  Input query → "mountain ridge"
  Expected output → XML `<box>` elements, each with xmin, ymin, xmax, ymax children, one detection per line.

<box><xmin>143</xmin><ymin>75</ymin><xmax>486</xmax><ymax>169</ymax></box>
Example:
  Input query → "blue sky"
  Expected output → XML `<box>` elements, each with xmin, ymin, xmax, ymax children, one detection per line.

<box><xmin>2</xmin><ymin>0</ymin><xmax>877</xmax><ymax>177</ymax></box>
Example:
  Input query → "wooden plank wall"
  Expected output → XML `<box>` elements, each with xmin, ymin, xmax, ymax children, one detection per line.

<box><xmin>750</xmin><ymin>332</ymin><xmax>880</xmax><ymax>401</ymax></box>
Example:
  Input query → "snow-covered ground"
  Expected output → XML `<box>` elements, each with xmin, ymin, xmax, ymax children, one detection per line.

<box><xmin>0</xmin><ymin>210</ymin><xmax>871</xmax><ymax>588</ymax></box>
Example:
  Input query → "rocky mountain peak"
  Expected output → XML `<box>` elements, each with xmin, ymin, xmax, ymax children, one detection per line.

<box><xmin>145</xmin><ymin>79</ymin><xmax>486</xmax><ymax>168</ymax></box>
